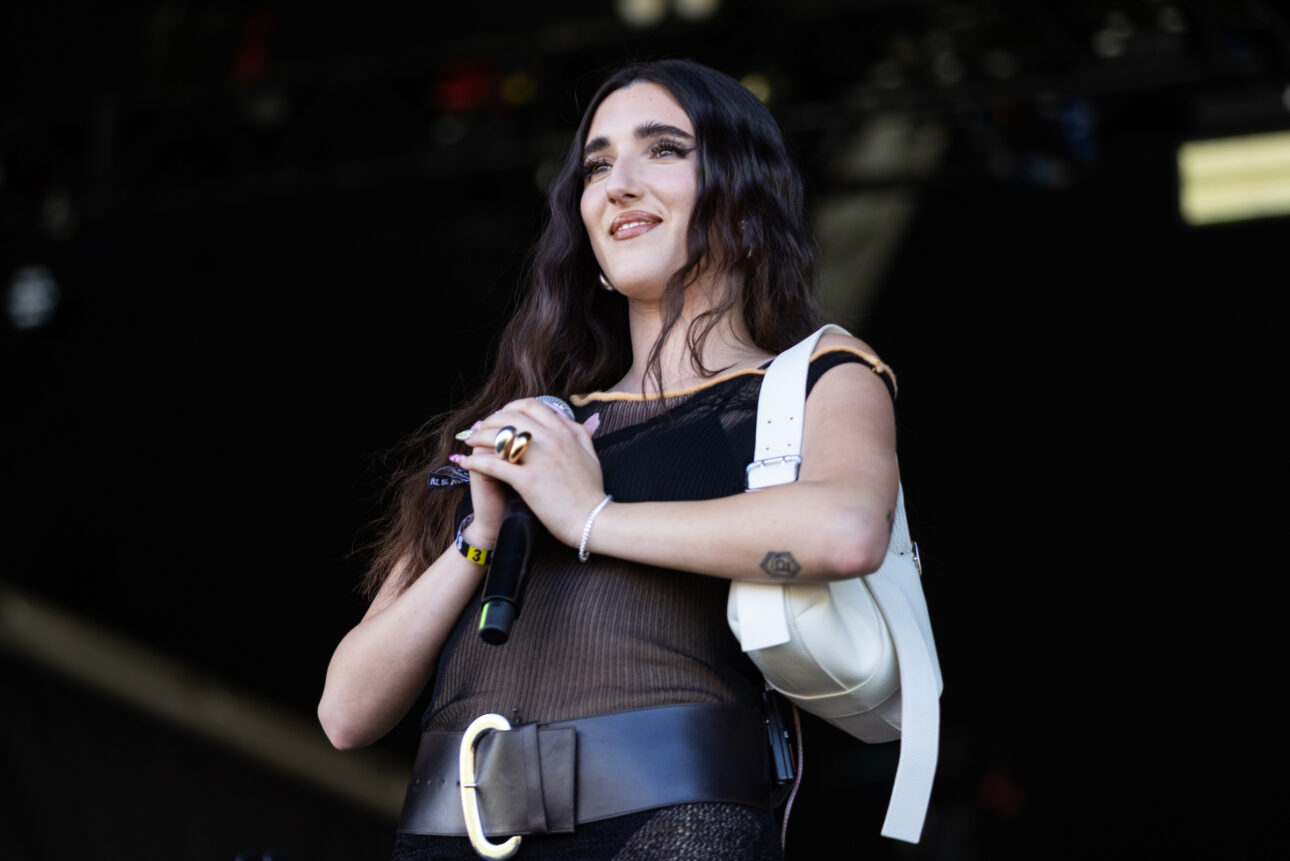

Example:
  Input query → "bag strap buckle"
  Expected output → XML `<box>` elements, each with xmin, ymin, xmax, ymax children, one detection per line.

<box><xmin>459</xmin><ymin>713</ymin><xmax>522</xmax><ymax>860</ymax></box>
<box><xmin>745</xmin><ymin>455</ymin><xmax>802</xmax><ymax>490</ymax></box>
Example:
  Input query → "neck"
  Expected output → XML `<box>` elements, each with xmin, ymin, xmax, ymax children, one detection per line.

<box><xmin>617</xmin><ymin>289</ymin><xmax>770</xmax><ymax>394</ymax></box>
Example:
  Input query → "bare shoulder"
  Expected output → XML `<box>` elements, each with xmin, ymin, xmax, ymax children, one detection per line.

<box><xmin>802</xmin><ymin>334</ymin><xmax>897</xmax><ymax>465</ymax></box>
<box><xmin>810</xmin><ymin>332</ymin><xmax>897</xmax><ymax>399</ymax></box>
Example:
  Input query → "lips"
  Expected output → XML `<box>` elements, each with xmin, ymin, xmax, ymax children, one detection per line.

<box><xmin>610</xmin><ymin>210</ymin><xmax>661</xmax><ymax>239</ymax></box>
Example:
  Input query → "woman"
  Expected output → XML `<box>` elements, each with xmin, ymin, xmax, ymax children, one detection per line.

<box><xmin>319</xmin><ymin>59</ymin><xmax>899</xmax><ymax>860</ymax></box>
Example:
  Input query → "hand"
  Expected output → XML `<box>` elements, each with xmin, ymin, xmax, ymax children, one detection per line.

<box><xmin>463</xmin><ymin>456</ymin><xmax>508</xmax><ymax>550</ymax></box>
<box><xmin>458</xmin><ymin>399</ymin><xmax>605</xmax><ymax>548</ymax></box>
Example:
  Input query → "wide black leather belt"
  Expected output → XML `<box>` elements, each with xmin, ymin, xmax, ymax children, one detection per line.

<box><xmin>397</xmin><ymin>703</ymin><xmax>770</xmax><ymax>839</ymax></box>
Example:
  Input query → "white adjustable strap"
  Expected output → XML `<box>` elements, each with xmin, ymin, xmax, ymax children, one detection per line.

<box><xmin>870</xmin><ymin>484</ymin><xmax>941</xmax><ymax>842</ymax></box>
<box><xmin>742</xmin><ymin>324</ymin><xmax>941</xmax><ymax>844</ymax></box>
<box><xmin>745</xmin><ymin>323</ymin><xmax>850</xmax><ymax>490</ymax></box>
<box><xmin>736</xmin><ymin>325</ymin><xmax>850</xmax><ymax>651</ymax></box>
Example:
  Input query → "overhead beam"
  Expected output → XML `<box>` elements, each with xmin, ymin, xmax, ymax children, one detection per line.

<box><xmin>0</xmin><ymin>580</ymin><xmax>408</xmax><ymax>819</ymax></box>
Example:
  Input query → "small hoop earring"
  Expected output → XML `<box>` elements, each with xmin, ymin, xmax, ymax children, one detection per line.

<box><xmin>599</xmin><ymin>272</ymin><xmax>615</xmax><ymax>292</ymax></box>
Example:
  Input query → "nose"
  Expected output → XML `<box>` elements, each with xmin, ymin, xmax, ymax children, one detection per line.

<box><xmin>605</xmin><ymin>157</ymin><xmax>642</xmax><ymax>203</ymax></box>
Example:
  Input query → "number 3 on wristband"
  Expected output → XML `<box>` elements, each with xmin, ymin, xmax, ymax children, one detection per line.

<box><xmin>456</xmin><ymin>514</ymin><xmax>493</xmax><ymax>567</ymax></box>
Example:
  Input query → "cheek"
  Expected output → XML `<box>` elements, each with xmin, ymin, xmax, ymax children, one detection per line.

<box><xmin>666</xmin><ymin>180</ymin><xmax>698</xmax><ymax>242</ymax></box>
<box><xmin>579</xmin><ymin>193</ymin><xmax>599</xmax><ymax>239</ymax></box>
<box><xmin>579</xmin><ymin>192</ymin><xmax>607</xmax><ymax>264</ymax></box>
<box><xmin>663</xmin><ymin>169</ymin><xmax>699</xmax><ymax>224</ymax></box>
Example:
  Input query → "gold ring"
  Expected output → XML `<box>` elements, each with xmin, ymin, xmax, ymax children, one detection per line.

<box><xmin>493</xmin><ymin>426</ymin><xmax>517</xmax><ymax>457</ymax></box>
<box><xmin>506</xmin><ymin>432</ymin><xmax>532</xmax><ymax>464</ymax></box>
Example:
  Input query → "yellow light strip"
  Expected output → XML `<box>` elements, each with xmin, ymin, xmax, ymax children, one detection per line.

<box><xmin>0</xmin><ymin>580</ymin><xmax>407</xmax><ymax>818</ymax></box>
<box><xmin>1179</xmin><ymin>129</ymin><xmax>1290</xmax><ymax>225</ymax></box>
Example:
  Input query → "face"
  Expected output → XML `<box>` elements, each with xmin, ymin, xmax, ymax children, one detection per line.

<box><xmin>579</xmin><ymin>82</ymin><xmax>699</xmax><ymax>300</ymax></box>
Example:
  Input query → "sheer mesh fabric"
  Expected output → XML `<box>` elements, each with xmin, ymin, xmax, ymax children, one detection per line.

<box><xmin>422</xmin><ymin>349</ymin><xmax>874</xmax><ymax>733</ymax></box>
<box><xmin>390</xmin><ymin>803</ymin><xmax>783</xmax><ymax>861</ymax></box>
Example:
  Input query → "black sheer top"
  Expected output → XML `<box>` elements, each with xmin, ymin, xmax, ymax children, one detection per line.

<box><xmin>422</xmin><ymin>347</ymin><xmax>892</xmax><ymax>732</ymax></box>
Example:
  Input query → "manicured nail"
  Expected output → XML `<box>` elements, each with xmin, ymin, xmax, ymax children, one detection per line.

<box><xmin>448</xmin><ymin>454</ymin><xmax>465</xmax><ymax>465</ymax></box>
<box><xmin>454</xmin><ymin>420</ymin><xmax>483</xmax><ymax>441</ymax></box>
<box><xmin>583</xmin><ymin>413</ymin><xmax>601</xmax><ymax>435</ymax></box>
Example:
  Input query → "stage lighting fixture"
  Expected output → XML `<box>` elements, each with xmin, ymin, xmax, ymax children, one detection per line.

<box><xmin>1179</xmin><ymin>128</ymin><xmax>1290</xmax><ymax>225</ymax></box>
<box><xmin>500</xmin><ymin>72</ymin><xmax>538</xmax><ymax>107</ymax></box>
<box><xmin>616</xmin><ymin>0</ymin><xmax>667</xmax><ymax>29</ymax></box>
<box><xmin>432</xmin><ymin>64</ymin><xmax>498</xmax><ymax>113</ymax></box>
<box><xmin>675</xmin><ymin>0</ymin><xmax>721</xmax><ymax>21</ymax></box>
<box><xmin>7</xmin><ymin>265</ymin><xmax>61</xmax><ymax>330</ymax></box>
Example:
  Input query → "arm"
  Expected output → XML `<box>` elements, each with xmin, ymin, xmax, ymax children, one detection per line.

<box><xmin>317</xmin><ymin>519</ymin><xmax>495</xmax><ymax>750</ymax></box>
<box><xmin>589</xmin><ymin>350</ymin><xmax>898</xmax><ymax>581</ymax></box>
<box><xmin>460</xmin><ymin>336</ymin><xmax>898</xmax><ymax>583</ymax></box>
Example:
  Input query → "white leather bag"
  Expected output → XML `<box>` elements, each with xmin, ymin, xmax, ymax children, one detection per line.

<box><xmin>727</xmin><ymin>324</ymin><xmax>943</xmax><ymax>844</ymax></box>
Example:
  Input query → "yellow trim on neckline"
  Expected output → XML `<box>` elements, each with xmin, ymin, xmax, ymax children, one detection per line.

<box><xmin>572</xmin><ymin>367</ymin><xmax>766</xmax><ymax>405</ymax></box>
<box><xmin>570</xmin><ymin>345</ymin><xmax>893</xmax><ymax>406</ymax></box>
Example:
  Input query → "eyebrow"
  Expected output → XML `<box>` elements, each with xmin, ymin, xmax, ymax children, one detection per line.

<box><xmin>582</xmin><ymin>122</ymin><xmax>695</xmax><ymax>159</ymax></box>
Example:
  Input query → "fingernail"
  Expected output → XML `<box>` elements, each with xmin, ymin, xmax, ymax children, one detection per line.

<box><xmin>454</xmin><ymin>421</ymin><xmax>483</xmax><ymax>441</ymax></box>
<box><xmin>448</xmin><ymin>454</ymin><xmax>465</xmax><ymax>465</ymax></box>
<box><xmin>584</xmin><ymin>413</ymin><xmax>601</xmax><ymax>435</ymax></box>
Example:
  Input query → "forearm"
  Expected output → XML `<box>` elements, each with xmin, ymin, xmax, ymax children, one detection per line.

<box><xmin>582</xmin><ymin>478</ymin><xmax>893</xmax><ymax>582</ymax></box>
<box><xmin>318</xmin><ymin>544</ymin><xmax>486</xmax><ymax>749</ymax></box>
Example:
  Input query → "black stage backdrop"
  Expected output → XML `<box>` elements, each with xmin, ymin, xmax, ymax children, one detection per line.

<box><xmin>3</xmin><ymin>4</ymin><xmax>1287</xmax><ymax>859</ymax></box>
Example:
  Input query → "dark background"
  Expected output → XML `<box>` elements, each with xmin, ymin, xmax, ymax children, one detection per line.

<box><xmin>3</xmin><ymin>2</ymin><xmax>1287</xmax><ymax>859</ymax></box>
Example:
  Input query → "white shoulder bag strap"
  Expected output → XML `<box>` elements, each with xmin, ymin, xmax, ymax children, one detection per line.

<box><xmin>739</xmin><ymin>324</ymin><xmax>941</xmax><ymax>843</ymax></box>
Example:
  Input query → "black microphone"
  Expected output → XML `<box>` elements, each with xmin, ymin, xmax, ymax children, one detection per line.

<box><xmin>478</xmin><ymin>396</ymin><xmax>575</xmax><ymax>645</ymax></box>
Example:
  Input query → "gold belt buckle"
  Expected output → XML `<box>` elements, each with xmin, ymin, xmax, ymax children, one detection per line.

<box><xmin>459</xmin><ymin>713</ymin><xmax>522</xmax><ymax>860</ymax></box>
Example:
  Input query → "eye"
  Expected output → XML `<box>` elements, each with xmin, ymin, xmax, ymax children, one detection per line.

<box><xmin>651</xmin><ymin>138</ymin><xmax>692</xmax><ymax>159</ymax></box>
<box><xmin>582</xmin><ymin>158</ymin><xmax>611</xmax><ymax>182</ymax></box>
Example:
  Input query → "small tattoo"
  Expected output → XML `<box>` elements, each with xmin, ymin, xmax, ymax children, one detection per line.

<box><xmin>761</xmin><ymin>551</ymin><xmax>801</xmax><ymax>579</ymax></box>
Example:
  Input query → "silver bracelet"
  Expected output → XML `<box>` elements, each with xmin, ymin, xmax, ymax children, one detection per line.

<box><xmin>578</xmin><ymin>494</ymin><xmax>613</xmax><ymax>562</ymax></box>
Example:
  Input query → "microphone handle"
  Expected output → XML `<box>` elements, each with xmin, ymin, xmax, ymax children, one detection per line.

<box><xmin>477</xmin><ymin>395</ymin><xmax>570</xmax><ymax>645</ymax></box>
<box><xmin>478</xmin><ymin>496</ymin><xmax>535</xmax><ymax>645</ymax></box>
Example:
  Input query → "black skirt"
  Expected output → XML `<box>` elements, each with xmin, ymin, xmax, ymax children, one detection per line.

<box><xmin>390</xmin><ymin>802</ymin><xmax>782</xmax><ymax>861</ymax></box>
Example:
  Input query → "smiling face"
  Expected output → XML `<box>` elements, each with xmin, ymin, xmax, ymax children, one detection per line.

<box><xmin>579</xmin><ymin>82</ymin><xmax>699</xmax><ymax>301</ymax></box>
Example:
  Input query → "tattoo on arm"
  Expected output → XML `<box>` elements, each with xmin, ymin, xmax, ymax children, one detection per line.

<box><xmin>760</xmin><ymin>551</ymin><xmax>801</xmax><ymax>579</ymax></box>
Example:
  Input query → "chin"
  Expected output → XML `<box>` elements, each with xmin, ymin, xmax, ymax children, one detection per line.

<box><xmin>613</xmin><ymin>275</ymin><xmax>670</xmax><ymax>299</ymax></box>
<box><xmin>610</xmin><ymin>262</ymin><xmax>686</xmax><ymax>296</ymax></box>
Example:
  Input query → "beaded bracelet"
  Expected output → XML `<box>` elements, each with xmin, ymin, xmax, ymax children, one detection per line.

<box><xmin>578</xmin><ymin>495</ymin><xmax>613</xmax><ymax>562</ymax></box>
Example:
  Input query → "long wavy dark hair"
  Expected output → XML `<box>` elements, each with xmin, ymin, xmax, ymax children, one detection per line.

<box><xmin>362</xmin><ymin>59</ymin><xmax>824</xmax><ymax>597</ymax></box>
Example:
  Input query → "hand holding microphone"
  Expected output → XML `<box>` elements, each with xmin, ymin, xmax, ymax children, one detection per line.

<box><xmin>477</xmin><ymin>396</ymin><xmax>575</xmax><ymax>644</ymax></box>
<box><xmin>456</xmin><ymin>395</ymin><xmax>602</xmax><ymax>644</ymax></box>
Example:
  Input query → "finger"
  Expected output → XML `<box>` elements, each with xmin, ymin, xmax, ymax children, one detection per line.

<box><xmin>499</xmin><ymin>398</ymin><xmax>575</xmax><ymax>432</ymax></box>
<box><xmin>467</xmin><ymin>403</ymin><xmax>558</xmax><ymax>440</ymax></box>
<box><xmin>464</xmin><ymin>423</ymin><xmax>537</xmax><ymax>467</ymax></box>
<box><xmin>460</xmin><ymin>449</ymin><xmax>525</xmax><ymax>486</ymax></box>
<box><xmin>466</xmin><ymin>424</ymin><xmax>541</xmax><ymax>461</ymax></box>
<box><xmin>463</xmin><ymin>398</ymin><xmax>579</xmax><ymax>445</ymax></box>
<box><xmin>472</xmin><ymin>404</ymin><xmax>580</xmax><ymax>458</ymax></box>
<box><xmin>461</xmin><ymin>413</ymin><xmax>529</xmax><ymax>452</ymax></box>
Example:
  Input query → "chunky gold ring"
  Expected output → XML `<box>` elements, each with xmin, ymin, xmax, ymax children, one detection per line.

<box><xmin>493</xmin><ymin>426</ymin><xmax>517</xmax><ymax>457</ymax></box>
<box><xmin>506</xmin><ymin>431</ymin><xmax>532</xmax><ymax>464</ymax></box>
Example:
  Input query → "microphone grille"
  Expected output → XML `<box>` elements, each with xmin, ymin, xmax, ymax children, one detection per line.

<box><xmin>537</xmin><ymin>395</ymin><xmax>575</xmax><ymax>420</ymax></box>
